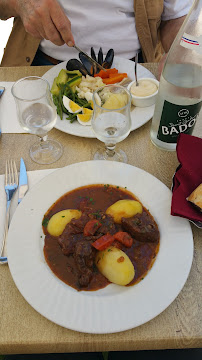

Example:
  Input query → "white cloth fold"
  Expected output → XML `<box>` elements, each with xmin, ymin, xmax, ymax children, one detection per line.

<box><xmin>0</xmin><ymin>168</ymin><xmax>57</xmax><ymax>251</ymax></box>
<box><xmin>0</xmin><ymin>81</ymin><xmax>26</xmax><ymax>134</ymax></box>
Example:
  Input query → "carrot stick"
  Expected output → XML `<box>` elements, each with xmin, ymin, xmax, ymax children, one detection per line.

<box><xmin>103</xmin><ymin>74</ymin><xmax>126</xmax><ymax>84</ymax></box>
<box><xmin>109</xmin><ymin>72</ymin><xmax>127</xmax><ymax>78</ymax></box>
<box><xmin>94</xmin><ymin>68</ymin><xmax>119</xmax><ymax>79</ymax></box>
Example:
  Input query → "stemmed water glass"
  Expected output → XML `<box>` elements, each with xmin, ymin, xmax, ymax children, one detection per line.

<box><xmin>11</xmin><ymin>76</ymin><xmax>63</xmax><ymax>164</ymax></box>
<box><xmin>91</xmin><ymin>84</ymin><xmax>132</xmax><ymax>162</ymax></box>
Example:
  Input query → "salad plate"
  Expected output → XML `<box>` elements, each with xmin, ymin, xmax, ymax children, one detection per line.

<box><xmin>42</xmin><ymin>57</ymin><xmax>157</xmax><ymax>138</ymax></box>
<box><xmin>7</xmin><ymin>161</ymin><xmax>193</xmax><ymax>333</ymax></box>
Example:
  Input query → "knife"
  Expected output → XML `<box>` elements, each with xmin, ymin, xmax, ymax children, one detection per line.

<box><xmin>73</xmin><ymin>45</ymin><xmax>106</xmax><ymax>71</ymax></box>
<box><xmin>18</xmin><ymin>158</ymin><xmax>29</xmax><ymax>204</ymax></box>
<box><xmin>0</xmin><ymin>86</ymin><xmax>5</xmax><ymax>136</ymax></box>
<box><xmin>0</xmin><ymin>86</ymin><xmax>5</xmax><ymax>98</ymax></box>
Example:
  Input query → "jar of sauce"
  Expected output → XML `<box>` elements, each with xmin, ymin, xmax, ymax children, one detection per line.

<box><xmin>131</xmin><ymin>79</ymin><xmax>158</xmax><ymax>97</ymax></box>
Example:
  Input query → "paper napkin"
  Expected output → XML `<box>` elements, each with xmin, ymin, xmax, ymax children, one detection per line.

<box><xmin>171</xmin><ymin>133</ymin><xmax>202</xmax><ymax>223</ymax></box>
<box><xmin>0</xmin><ymin>81</ymin><xmax>26</xmax><ymax>133</ymax></box>
<box><xmin>0</xmin><ymin>168</ymin><xmax>56</xmax><ymax>249</ymax></box>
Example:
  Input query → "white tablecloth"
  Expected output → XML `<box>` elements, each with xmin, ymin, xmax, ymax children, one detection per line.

<box><xmin>0</xmin><ymin>81</ymin><xmax>26</xmax><ymax>133</ymax></box>
<box><xmin>0</xmin><ymin>167</ymin><xmax>57</xmax><ymax>253</ymax></box>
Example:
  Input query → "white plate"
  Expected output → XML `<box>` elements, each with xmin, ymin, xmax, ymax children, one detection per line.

<box><xmin>7</xmin><ymin>161</ymin><xmax>193</xmax><ymax>334</ymax></box>
<box><xmin>42</xmin><ymin>57</ymin><xmax>156</xmax><ymax>138</ymax></box>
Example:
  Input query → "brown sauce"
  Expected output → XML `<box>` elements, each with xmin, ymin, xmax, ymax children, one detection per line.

<box><xmin>43</xmin><ymin>184</ymin><xmax>160</xmax><ymax>291</ymax></box>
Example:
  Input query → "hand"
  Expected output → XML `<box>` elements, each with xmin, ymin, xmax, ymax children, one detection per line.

<box><xmin>15</xmin><ymin>0</ymin><xmax>75</xmax><ymax>46</ymax></box>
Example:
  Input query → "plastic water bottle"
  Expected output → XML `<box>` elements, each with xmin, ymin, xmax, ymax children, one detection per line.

<box><xmin>150</xmin><ymin>0</ymin><xmax>202</xmax><ymax>151</ymax></box>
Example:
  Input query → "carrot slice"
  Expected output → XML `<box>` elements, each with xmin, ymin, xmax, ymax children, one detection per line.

<box><xmin>92</xmin><ymin>233</ymin><xmax>114</xmax><ymax>250</ymax></box>
<box><xmin>109</xmin><ymin>72</ymin><xmax>127</xmax><ymax>78</ymax></box>
<box><xmin>94</xmin><ymin>70</ymin><xmax>108</xmax><ymax>78</ymax></box>
<box><xmin>113</xmin><ymin>232</ymin><xmax>133</xmax><ymax>248</ymax></box>
<box><xmin>94</xmin><ymin>68</ymin><xmax>119</xmax><ymax>79</ymax></box>
<box><xmin>84</xmin><ymin>219</ymin><xmax>102</xmax><ymax>236</ymax></box>
<box><xmin>102</xmin><ymin>74</ymin><xmax>126</xmax><ymax>84</ymax></box>
<box><xmin>107</xmin><ymin>68</ymin><xmax>118</xmax><ymax>75</ymax></box>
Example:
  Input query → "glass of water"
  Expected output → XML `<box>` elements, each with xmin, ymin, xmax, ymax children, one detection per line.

<box><xmin>91</xmin><ymin>84</ymin><xmax>132</xmax><ymax>162</ymax></box>
<box><xmin>11</xmin><ymin>76</ymin><xmax>63</xmax><ymax>164</ymax></box>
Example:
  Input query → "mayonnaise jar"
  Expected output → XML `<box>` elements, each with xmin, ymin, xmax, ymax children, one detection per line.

<box><xmin>128</xmin><ymin>78</ymin><xmax>159</xmax><ymax>107</ymax></box>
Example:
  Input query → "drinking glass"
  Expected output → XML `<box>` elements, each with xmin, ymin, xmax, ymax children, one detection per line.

<box><xmin>91</xmin><ymin>84</ymin><xmax>132</xmax><ymax>162</ymax></box>
<box><xmin>11</xmin><ymin>76</ymin><xmax>63</xmax><ymax>164</ymax></box>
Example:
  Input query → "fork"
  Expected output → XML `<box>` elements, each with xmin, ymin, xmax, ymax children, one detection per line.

<box><xmin>0</xmin><ymin>160</ymin><xmax>18</xmax><ymax>264</ymax></box>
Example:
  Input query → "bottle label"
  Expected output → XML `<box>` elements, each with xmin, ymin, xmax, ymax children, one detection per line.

<box><xmin>180</xmin><ymin>32</ymin><xmax>202</xmax><ymax>54</ymax></box>
<box><xmin>157</xmin><ymin>101</ymin><xmax>202</xmax><ymax>143</ymax></box>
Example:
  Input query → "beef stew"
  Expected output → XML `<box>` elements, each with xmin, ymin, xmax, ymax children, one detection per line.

<box><xmin>42</xmin><ymin>184</ymin><xmax>160</xmax><ymax>291</ymax></box>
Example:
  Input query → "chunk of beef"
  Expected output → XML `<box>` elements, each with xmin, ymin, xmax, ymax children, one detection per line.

<box><xmin>97</xmin><ymin>213</ymin><xmax>116</xmax><ymax>235</ymax></box>
<box><xmin>58</xmin><ymin>213</ymin><xmax>90</xmax><ymax>255</ymax></box>
<box><xmin>84</xmin><ymin>234</ymin><xmax>102</xmax><ymax>242</ymax></box>
<box><xmin>74</xmin><ymin>240</ymin><xmax>96</xmax><ymax>287</ymax></box>
<box><xmin>58</xmin><ymin>233</ymin><xmax>82</xmax><ymax>256</ymax></box>
<box><xmin>121</xmin><ymin>212</ymin><xmax>159</xmax><ymax>243</ymax></box>
<box><xmin>79</xmin><ymin>271</ymin><xmax>93</xmax><ymax>287</ymax></box>
<box><xmin>68</xmin><ymin>213</ymin><xmax>90</xmax><ymax>234</ymax></box>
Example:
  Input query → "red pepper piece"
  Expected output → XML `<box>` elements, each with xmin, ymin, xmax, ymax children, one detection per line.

<box><xmin>92</xmin><ymin>233</ymin><xmax>115</xmax><ymax>250</ymax></box>
<box><xmin>112</xmin><ymin>240</ymin><xmax>123</xmax><ymax>250</ymax></box>
<box><xmin>84</xmin><ymin>219</ymin><xmax>102</xmax><ymax>236</ymax></box>
<box><xmin>113</xmin><ymin>231</ymin><xmax>133</xmax><ymax>248</ymax></box>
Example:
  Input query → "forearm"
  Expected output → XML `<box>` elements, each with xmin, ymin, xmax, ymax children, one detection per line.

<box><xmin>0</xmin><ymin>0</ymin><xmax>74</xmax><ymax>46</ymax></box>
<box><xmin>160</xmin><ymin>15</ymin><xmax>186</xmax><ymax>53</ymax></box>
<box><xmin>0</xmin><ymin>0</ymin><xmax>18</xmax><ymax>20</ymax></box>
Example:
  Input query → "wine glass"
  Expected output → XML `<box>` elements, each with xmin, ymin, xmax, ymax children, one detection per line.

<box><xmin>91</xmin><ymin>84</ymin><xmax>132</xmax><ymax>162</ymax></box>
<box><xmin>11</xmin><ymin>76</ymin><xmax>63</xmax><ymax>164</ymax></box>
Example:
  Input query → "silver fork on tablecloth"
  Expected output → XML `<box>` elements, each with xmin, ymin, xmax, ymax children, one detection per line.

<box><xmin>0</xmin><ymin>160</ymin><xmax>18</xmax><ymax>264</ymax></box>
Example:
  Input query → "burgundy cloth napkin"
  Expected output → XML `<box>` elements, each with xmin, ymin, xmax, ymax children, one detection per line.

<box><xmin>171</xmin><ymin>133</ymin><xmax>202</xmax><ymax>223</ymax></box>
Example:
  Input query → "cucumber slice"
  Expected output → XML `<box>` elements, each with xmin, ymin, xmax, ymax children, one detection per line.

<box><xmin>56</xmin><ymin>69</ymin><xmax>68</xmax><ymax>85</ymax></box>
<box><xmin>51</xmin><ymin>77</ymin><xmax>60</xmax><ymax>96</ymax></box>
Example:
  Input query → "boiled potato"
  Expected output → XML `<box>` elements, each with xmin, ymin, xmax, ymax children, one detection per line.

<box><xmin>95</xmin><ymin>247</ymin><xmax>135</xmax><ymax>286</ymax></box>
<box><xmin>102</xmin><ymin>93</ymin><xmax>128</xmax><ymax>110</ymax></box>
<box><xmin>47</xmin><ymin>209</ymin><xmax>82</xmax><ymax>236</ymax></box>
<box><xmin>106</xmin><ymin>199</ymin><xmax>142</xmax><ymax>224</ymax></box>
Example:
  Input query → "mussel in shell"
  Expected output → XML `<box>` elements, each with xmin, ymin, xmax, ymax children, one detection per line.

<box><xmin>79</xmin><ymin>52</ymin><xmax>96</xmax><ymax>76</ymax></box>
<box><xmin>66</xmin><ymin>48</ymin><xmax>115</xmax><ymax>77</ymax></box>
<box><xmin>90</xmin><ymin>47</ymin><xmax>97</xmax><ymax>62</ymax></box>
<box><xmin>102</xmin><ymin>48</ymin><xmax>114</xmax><ymax>69</ymax></box>
<box><xmin>98</xmin><ymin>47</ymin><xmax>104</xmax><ymax>67</ymax></box>
<box><xmin>66</xmin><ymin>59</ymin><xmax>88</xmax><ymax>76</ymax></box>
<box><xmin>91</xmin><ymin>47</ymin><xmax>114</xmax><ymax>68</ymax></box>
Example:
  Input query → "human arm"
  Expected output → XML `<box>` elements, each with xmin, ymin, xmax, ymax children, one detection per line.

<box><xmin>157</xmin><ymin>15</ymin><xmax>187</xmax><ymax>78</ymax></box>
<box><xmin>0</xmin><ymin>0</ymin><xmax>74</xmax><ymax>46</ymax></box>
<box><xmin>0</xmin><ymin>0</ymin><xmax>18</xmax><ymax>19</ymax></box>
<box><xmin>160</xmin><ymin>15</ymin><xmax>186</xmax><ymax>53</ymax></box>
<box><xmin>157</xmin><ymin>0</ymin><xmax>192</xmax><ymax>74</ymax></box>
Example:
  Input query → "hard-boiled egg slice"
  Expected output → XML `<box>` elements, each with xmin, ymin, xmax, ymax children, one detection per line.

<box><xmin>83</xmin><ymin>108</ymin><xmax>93</xmax><ymax>115</ymax></box>
<box><xmin>89</xmin><ymin>100</ymin><xmax>94</xmax><ymax>109</ymax></box>
<box><xmin>93</xmin><ymin>92</ymin><xmax>102</xmax><ymax>107</ymax></box>
<box><xmin>84</xmin><ymin>91</ymin><xmax>93</xmax><ymax>102</ymax></box>
<box><xmin>63</xmin><ymin>95</ymin><xmax>83</xmax><ymax>113</ymax></box>
<box><xmin>77</xmin><ymin>108</ymin><xmax>93</xmax><ymax>126</ymax></box>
